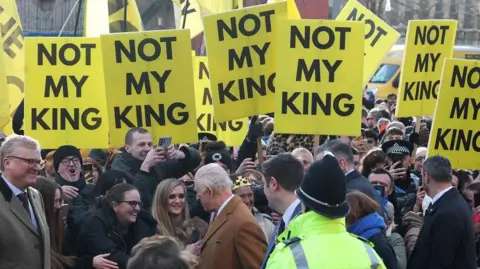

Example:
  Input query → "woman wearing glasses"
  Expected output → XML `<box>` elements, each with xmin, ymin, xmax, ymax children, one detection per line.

<box><xmin>78</xmin><ymin>183</ymin><xmax>156</xmax><ymax>269</ymax></box>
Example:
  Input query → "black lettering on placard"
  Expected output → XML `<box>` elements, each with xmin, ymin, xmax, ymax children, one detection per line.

<box><xmin>202</xmin><ymin>88</ymin><xmax>213</xmax><ymax>106</ymax></box>
<box><xmin>44</xmin><ymin>75</ymin><xmax>88</xmax><ymax>98</ymax></box>
<box><xmin>199</xmin><ymin>61</ymin><xmax>209</xmax><ymax>79</ymax></box>
<box><xmin>126</xmin><ymin>70</ymin><xmax>171</xmax><ymax>95</ymax></box>
<box><xmin>113</xmin><ymin>103</ymin><xmax>189</xmax><ymax>128</ymax></box>
<box><xmin>290</xmin><ymin>26</ymin><xmax>350</xmax><ymax>50</ymax></box>
<box><xmin>197</xmin><ymin>113</ymin><xmax>243</xmax><ymax>132</ymax></box>
<box><xmin>281</xmin><ymin>92</ymin><xmax>354</xmax><ymax>116</ymax></box>
<box><xmin>345</xmin><ymin>7</ymin><xmax>387</xmax><ymax>47</ymax></box>
<box><xmin>451</xmin><ymin>65</ymin><xmax>480</xmax><ymax>89</ymax></box>
<box><xmin>414</xmin><ymin>25</ymin><xmax>449</xmax><ymax>45</ymax></box>
<box><xmin>296</xmin><ymin>59</ymin><xmax>342</xmax><ymax>82</ymax></box>
<box><xmin>449</xmin><ymin>97</ymin><xmax>480</xmax><ymax>120</ymax></box>
<box><xmin>31</xmin><ymin>107</ymin><xmax>101</xmax><ymax>130</ymax></box>
<box><xmin>114</xmin><ymin>37</ymin><xmax>177</xmax><ymax>63</ymax></box>
<box><xmin>217</xmin><ymin>10</ymin><xmax>275</xmax><ymax>41</ymax></box>
<box><xmin>217</xmin><ymin>73</ymin><xmax>275</xmax><ymax>104</ymax></box>
<box><xmin>402</xmin><ymin>80</ymin><xmax>440</xmax><ymax>101</ymax></box>
<box><xmin>414</xmin><ymin>53</ymin><xmax>441</xmax><ymax>73</ymax></box>
<box><xmin>0</xmin><ymin>5</ymin><xmax>24</xmax><ymax>59</ymax></box>
<box><xmin>434</xmin><ymin>128</ymin><xmax>480</xmax><ymax>152</ymax></box>
<box><xmin>38</xmin><ymin>43</ymin><xmax>95</xmax><ymax>66</ymax></box>
<box><xmin>228</xmin><ymin>42</ymin><xmax>270</xmax><ymax>70</ymax></box>
<box><xmin>181</xmin><ymin>0</ymin><xmax>196</xmax><ymax>16</ymax></box>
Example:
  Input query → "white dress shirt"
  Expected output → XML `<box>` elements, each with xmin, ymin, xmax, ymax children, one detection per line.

<box><xmin>431</xmin><ymin>186</ymin><xmax>453</xmax><ymax>205</ymax></box>
<box><xmin>282</xmin><ymin>199</ymin><xmax>301</xmax><ymax>227</ymax></box>
<box><xmin>2</xmin><ymin>177</ymin><xmax>38</xmax><ymax>228</ymax></box>
<box><xmin>217</xmin><ymin>194</ymin><xmax>234</xmax><ymax>216</ymax></box>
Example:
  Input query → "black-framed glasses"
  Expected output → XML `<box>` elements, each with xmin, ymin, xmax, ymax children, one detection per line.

<box><xmin>61</xmin><ymin>158</ymin><xmax>81</xmax><ymax>166</ymax></box>
<box><xmin>7</xmin><ymin>156</ymin><xmax>44</xmax><ymax>167</ymax></box>
<box><xmin>117</xmin><ymin>200</ymin><xmax>142</xmax><ymax>208</ymax></box>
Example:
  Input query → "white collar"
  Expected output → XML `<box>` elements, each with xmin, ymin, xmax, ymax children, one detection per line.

<box><xmin>216</xmin><ymin>194</ymin><xmax>234</xmax><ymax>216</ymax></box>
<box><xmin>431</xmin><ymin>186</ymin><xmax>453</xmax><ymax>205</ymax></box>
<box><xmin>345</xmin><ymin>169</ymin><xmax>355</xmax><ymax>176</ymax></box>
<box><xmin>2</xmin><ymin>176</ymin><xmax>25</xmax><ymax>196</ymax></box>
<box><xmin>282</xmin><ymin>199</ymin><xmax>301</xmax><ymax>227</ymax></box>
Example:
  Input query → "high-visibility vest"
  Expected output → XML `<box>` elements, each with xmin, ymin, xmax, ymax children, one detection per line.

<box><xmin>265</xmin><ymin>211</ymin><xmax>386</xmax><ymax>269</ymax></box>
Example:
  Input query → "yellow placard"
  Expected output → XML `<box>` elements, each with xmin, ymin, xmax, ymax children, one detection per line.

<box><xmin>194</xmin><ymin>57</ymin><xmax>247</xmax><ymax>146</ymax></box>
<box><xmin>24</xmin><ymin>38</ymin><xmax>109</xmax><ymax>148</ymax></box>
<box><xmin>108</xmin><ymin>0</ymin><xmax>144</xmax><ymax>33</ymax></box>
<box><xmin>0</xmin><ymin>51</ymin><xmax>9</xmax><ymax>125</ymax></box>
<box><xmin>175</xmin><ymin>0</ymin><xmax>204</xmax><ymax>39</ymax></box>
<box><xmin>275</xmin><ymin>19</ymin><xmax>365</xmax><ymax>136</ymax></box>
<box><xmin>0</xmin><ymin>0</ymin><xmax>25</xmax><ymax>133</ymax></box>
<box><xmin>203</xmin><ymin>2</ymin><xmax>287</xmax><ymax>122</ymax></box>
<box><xmin>101</xmin><ymin>30</ymin><xmax>197</xmax><ymax>147</ymax></box>
<box><xmin>396</xmin><ymin>20</ymin><xmax>457</xmax><ymax>117</ymax></box>
<box><xmin>427</xmin><ymin>59</ymin><xmax>480</xmax><ymax>169</ymax></box>
<box><xmin>336</xmin><ymin>0</ymin><xmax>400</xmax><ymax>86</ymax></box>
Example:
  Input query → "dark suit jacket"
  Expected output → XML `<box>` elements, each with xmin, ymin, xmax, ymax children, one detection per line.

<box><xmin>407</xmin><ymin>188</ymin><xmax>476</xmax><ymax>269</ymax></box>
<box><xmin>0</xmin><ymin>177</ymin><xmax>50</xmax><ymax>269</ymax></box>
<box><xmin>346</xmin><ymin>169</ymin><xmax>381</xmax><ymax>204</ymax></box>
<box><xmin>199</xmin><ymin>195</ymin><xmax>267</xmax><ymax>269</ymax></box>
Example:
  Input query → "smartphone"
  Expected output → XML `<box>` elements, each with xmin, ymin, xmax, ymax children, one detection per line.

<box><xmin>374</xmin><ymin>185</ymin><xmax>385</xmax><ymax>197</ymax></box>
<box><xmin>82</xmin><ymin>163</ymin><xmax>93</xmax><ymax>173</ymax></box>
<box><xmin>390</xmin><ymin>155</ymin><xmax>404</xmax><ymax>169</ymax></box>
<box><xmin>60</xmin><ymin>204</ymin><xmax>69</xmax><ymax>220</ymax></box>
<box><xmin>474</xmin><ymin>192</ymin><xmax>480</xmax><ymax>208</ymax></box>
<box><xmin>191</xmin><ymin>229</ymin><xmax>201</xmax><ymax>242</ymax></box>
<box><xmin>158</xmin><ymin>136</ymin><xmax>172</xmax><ymax>148</ymax></box>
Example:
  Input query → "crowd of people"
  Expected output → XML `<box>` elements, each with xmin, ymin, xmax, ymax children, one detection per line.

<box><xmin>0</xmin><ymin>92</ymin><xmax>479</xmax><ymax>269</ymax></box>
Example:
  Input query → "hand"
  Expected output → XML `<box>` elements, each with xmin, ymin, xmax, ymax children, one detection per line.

<box><xmin>235</xmin><ymin>158</ymin><xmax>256</xmax><ymax>175</ymax></box>
<box><xmin>389</xmin><ymin>161</ymin><xmax>406</xmax><ymax>180</ymax></box>
<box><xmin>93</xmin><ymin>254</ymin><xmax>118</xmax><ymax>269</ymax></box>
<box><xmin>247</xmin><ymin>115</ymin><xmax>264</xmax><ymax>142</ymax></box>
<box><xmin>473</xmin><ymin>206</ymin><xmax>480</xmax><ymax>217</ymax></box>
<box><xmin>186</xmin><ymin>241</ymin><xmax>202</xmax><ymax>257</ymax></box>
<box><xmin>140</xmin><ymin>148</ymin><xmax>166</xmax><ymax>172</ymax></box>
<box><xmin>271</xmin><ymin>212</ymin><xmax>281</xmax><ymax>225</ymax></box>
<box><xmin>167</xmin><ymin>145</ymin><xmax>186</xmax><ymax>160</ymax></box>
<box><xmin>413</xmin><ymin>186</ymin><xmax>425</xmax><ymax>213</ymax></box>
<box><xmin>61</xmin><ymin>186</ymin><xmax>78</xmax><ymax>199</ymax></box>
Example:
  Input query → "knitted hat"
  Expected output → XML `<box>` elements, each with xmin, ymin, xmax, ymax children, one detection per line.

<box><xmin>203</xmin><ymin>141</ymin><xmax>232</xmax><ymax>171</ymax></box>
<box><xmin>53</xmin><ymin>145</ymin><xmax>82</xmax><ymax>172</ymax></box>
<box><xmin>296</xmin><ymin>152</ymin><xmax>349</xmax><ymax>218</ymax></box>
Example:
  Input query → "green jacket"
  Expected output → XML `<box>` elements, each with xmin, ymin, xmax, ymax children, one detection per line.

<box><xmin>266</xmin><ymin>211</ymin><xmax>386</xmax><ymax>269</ymax></box>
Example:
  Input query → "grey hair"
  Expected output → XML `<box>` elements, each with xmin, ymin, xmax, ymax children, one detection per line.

<box><xmin>195</xmin><ymin>163</ymin><xmax>233</xmax><ymax>191</ymax></box>
<box><xmin>0</xmin><ymin>135</ymin><xmax>41</xmax><ymax>171</ymax></box>
<box><xmin>423</xmin><ymin>156</ymin><xmax>452</xmax><ymax>183</ymax></box>
<box><xmin>292</xmin><ymin>147</ymin><xmax>313</xmax><ymax>163</ymax></box>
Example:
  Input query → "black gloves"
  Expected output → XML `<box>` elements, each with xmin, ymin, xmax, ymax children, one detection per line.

<box><xmin>247</xmin><ymin>115</ymin><xmax>265</xmax><ymax>142</ymax></box>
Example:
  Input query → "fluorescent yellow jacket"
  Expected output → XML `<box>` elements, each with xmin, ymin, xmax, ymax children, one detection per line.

<box><xmin>266</xmin><ymin>211</ymin><xmax>387</xmax><ymax>269</ymax></box>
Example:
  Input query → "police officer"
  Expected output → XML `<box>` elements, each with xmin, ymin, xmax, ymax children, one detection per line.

<box><xmin>266</xmin><ymin>152</ymin><xmax>386</xmax><ymax>269</ymax></box>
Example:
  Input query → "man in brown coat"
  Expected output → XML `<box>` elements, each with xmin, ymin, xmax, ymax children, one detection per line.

<box><xmin>195</xmin><ymin>163</ymin><xmax>267</xmax><ymax>269</ymax></box>
<box><xmin>0</xmin><ymin>135</ymin><xmax>51</xmax><ymax>269</ymax></box>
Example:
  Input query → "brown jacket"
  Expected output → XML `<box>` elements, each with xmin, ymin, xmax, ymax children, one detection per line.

<box><xmin>199</xmin><ymin>196</ymin><xmax>267</xmax><ymax>269</ymax></box>
<box><xmin>0</xmin><ymin>177</ymin><xmax>51</xmax><ymax>269</ymax></box>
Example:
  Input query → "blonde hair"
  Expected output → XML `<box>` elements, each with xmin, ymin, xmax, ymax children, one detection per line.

<box><xmin>0</xmin><ymin>135</ymin><xmax>40</xmax><ymax>171</ymax></box>
<box><xmin>128</xmin><ymin>235</ymin><xmax>197</xmax><ymax>269</ymax></box>
<box><xmin>151</xmin><ymin>178</ymin><xmax>190</xmax><ymax>237</ymax></box>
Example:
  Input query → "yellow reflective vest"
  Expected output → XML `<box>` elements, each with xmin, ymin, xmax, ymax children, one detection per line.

<box><xmin>266</xmin><ymin>211</ymin><xmax>387</xmax><ymax>269</ymax></box>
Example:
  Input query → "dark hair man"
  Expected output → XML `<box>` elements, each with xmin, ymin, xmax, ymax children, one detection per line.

<box><xmin>111</xmin><ymin>128</ymin><xmax>200</xmax><ymax>209</ymax></box>
<box><xmin>315</xmin><ymin>140</ymin><xmax>380</xmax><ymax>204</ymax></box>
<box><xmin>407</xmin><ymin>156</ymin><xmax>476</xmax><ymax>269</ymax></box>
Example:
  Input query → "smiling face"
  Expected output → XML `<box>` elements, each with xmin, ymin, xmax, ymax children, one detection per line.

<box><xmin>234</xmin><ymin>186</ymin><xmax>254</xmax><ymax>211</ymax></box>
<box><xmin>57</xmin><ymin>156</ymin><xmax>81</xmax><ymax>182</ymax></box>
<box><xmin>3</xmin><ymin>147</ymin><xmax>42</xmax><ymax>189</ymax></box>
<box><xmin>168</xmin><ymin>185</ymin><xmax>186</xmax><ymax>216</ymax></box>
<box><xmin>125</xmin><ymin>132</ymin><xmax>153</xmax><ymax>161</ymax></box>
<box><xmin>113</xmin><ymin>190</ymin><xmax>141</xmax><ymax>225</ymax></box>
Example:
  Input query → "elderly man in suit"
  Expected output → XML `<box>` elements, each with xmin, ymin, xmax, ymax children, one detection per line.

<box><xmin>195</xmin><ymin>163</ymin><xmax>267</xmax><ymax>269</ymax></box>
<box><xmin>0</xmin><ymin>135</ymin><xmax>50</xmax><ymax>269</ymax></box>
<box><xmin>407</xmin><ymin>156</ymin><xmax>476</xmax><ymax>269</ymax></box>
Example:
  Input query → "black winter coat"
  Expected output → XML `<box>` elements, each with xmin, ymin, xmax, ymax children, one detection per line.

<box><xmin>112</xmin><ymin>147</ymin><xmax>200</xmax><ymax>210</ymax></box>
<box><xmin>78</xmin><ymin>206</ymin><xmax>156</xmax><ymax>269</ymax></box>
<box><xmin>370</xmin><ymin>233</ymin><xmax>399</xmax><ymax>269</ymax></box>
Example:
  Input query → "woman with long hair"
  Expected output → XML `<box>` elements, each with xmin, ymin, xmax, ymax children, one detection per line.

<box><xmin>34</xmin><ymin>176</ymin><xmax>118</xmax><ymax>269</ymax></box>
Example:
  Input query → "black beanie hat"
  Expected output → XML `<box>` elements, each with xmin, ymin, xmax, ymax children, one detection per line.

<box><xmin>296</xmin><ymin>152</ymin><xmax>349</xmax><ymax>219</ymax></box>
<box><xmin>53</xmin><ymin>145</ymin><xmax>82</xmax><ymax>172</ymax></box>
<box><xmin>204</xmin><ymin>141</ymin><xmax>233</xmax><ymax>171</ymax></box>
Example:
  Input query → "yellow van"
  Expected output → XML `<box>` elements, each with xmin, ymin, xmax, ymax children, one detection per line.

<box><xmin>368</xmin><ymin>45</ymin><xmax>480</xmax><ymax>99</ymax></box>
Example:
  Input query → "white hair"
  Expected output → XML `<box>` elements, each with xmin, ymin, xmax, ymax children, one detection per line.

<box><xmin>195</xmin><ymin>163</ymin><xmax>233</xmax><ymax>191</ymax></box>
<box><xmin>292</xmin><ymin>147</ymin><xmax>314</xmax><ymax>162</ymax></box>
<box><xmin>0</xmin><ymin>135</ymin><xmax>41</xmax><ymax>171</ymax></box>
<box><xmin>416</xmin><ymin>147</ymin><xmax>427</xmax><ymax>156</ymax></box>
